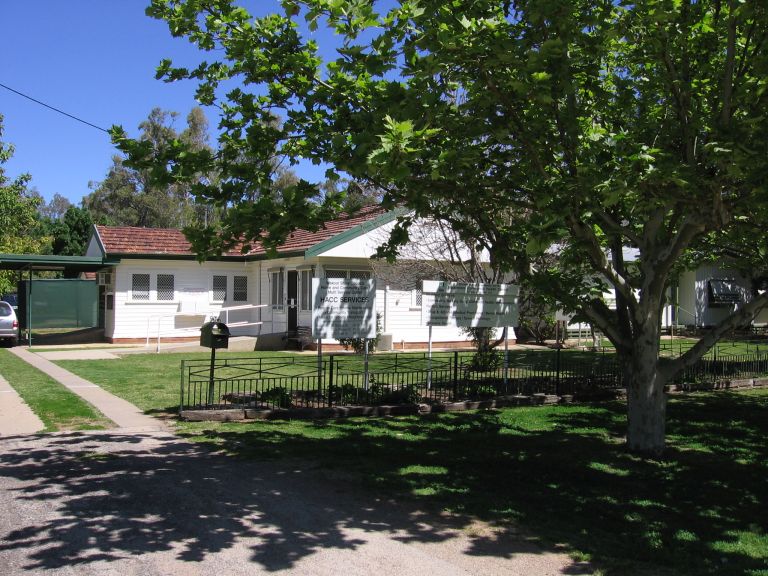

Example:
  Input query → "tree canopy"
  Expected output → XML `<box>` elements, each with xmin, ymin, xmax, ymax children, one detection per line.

<box><xmin>89</xmin><ymin>107</ymin><xmax>223</xmax><ymax>228</ymax></box>
<box><xmin>116</xmin><ymin>0</ymin><xmax>768</xmax><ymax>453</ymax></box>
<box><xmin>0</xmin><ymin>114</ymin><xmax>47</xmax><ymax>294</ymax></box>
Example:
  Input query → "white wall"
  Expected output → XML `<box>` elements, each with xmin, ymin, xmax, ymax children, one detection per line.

<box><xmin>377</xmin><ymin>287</ymin><xmax>479</xmax><ymax>347</ymax></box>
<box><xmin>677</xmin><ymin>265</ymin><xmax>753</xmax><ymax>327</ymax></box>
<box><xmin>111</xmin><ymin>259</ymin><xmax>259</xmax><ymax>340</ymax></box>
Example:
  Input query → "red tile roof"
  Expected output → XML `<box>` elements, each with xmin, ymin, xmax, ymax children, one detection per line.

<box><xmin>95</xmin><ymin>205</ymin><xmax>388</xmax><ymax>258</ymax></box>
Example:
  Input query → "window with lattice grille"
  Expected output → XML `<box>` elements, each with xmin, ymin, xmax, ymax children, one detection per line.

<box><xmin>213</xmin><ymin>275</ymin><xmax>227</xmax><ymax>301</ymax></box>
<box><xmin>349</xmin><ymin>270</ymin><xmax>372</xmax><ymax>280</ymax></box>
<box><xmin>233</xmin><ymin>276</ymin><xmax>248</xmax><ymax>302</ymax></box>
<box><xmin>411</xmin><ymin>288</ymin><xmax>423</xmax><ymax>308</ymax></box>
<box><xmin>157</xmin><ymin>274</ymin><xmax>175</xmax><ymax>301</ymax></box>
<box><xmin>324</xmin><ymin>269</ymin><xmax>348</xmax><ymax>279</ymax></box>
<box><xmin>131</xmin><ymin>274</ymin><xmax>149</xmax><ymax>301</ymax></box>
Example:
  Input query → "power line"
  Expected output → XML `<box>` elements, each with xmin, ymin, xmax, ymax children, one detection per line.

<box><xmin>0</xmin><ymin>81</ymin><xmax>110</xmax><ymax>133</ymax></box>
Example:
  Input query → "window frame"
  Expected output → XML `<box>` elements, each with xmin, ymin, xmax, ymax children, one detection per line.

<box><xmin>324</xmin><ymin>269</ymin><xmax>372</xmax><ymax>280</ymax></box>
<box><xmin>300</xmin><ymin>269</ymin><xmax>312</xmax><ymax>311</ymax></box>
<box><xmin>212</xmin><ymin>275</ymin><xmax>228</xmax><ymax>303</ymax></box>
<box><xmin>131</xmin><ymin>273</ymin><xmax>150</xmax><ymax>301</ymax></box>
<box><xmin>156</xmin><ymin>274</ymin><xmax>175</xmax><ymax>301</ymax></box>
<box><xmin>270</xmin><ymin>269</ymin><xmax>285</xmax><ymax>311</ymax></box>
<box><xmin>233</xmin><ymin>275</ymin><xmax>248</xmax><ymax>303</ymax></box>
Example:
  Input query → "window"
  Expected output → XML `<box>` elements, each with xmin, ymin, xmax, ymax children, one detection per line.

<box><xmin>213</xmin><ymin>275</ymin><xmax>227</xmax><ymax>301</ymax></box>
<box><xmin>132</xmin><ymin>274</ymin><xmax>150</xmax><ymax>301</ymax></box>
<box><xmin>233</xmin><ymin>276</ymin><xmax>248</xmax><ymax>302</ymax></box>
<box><xmin>325</xmin><ymin>269</ymin><xmax>372</xmax><ymax>280</ymax></box>
<box><xmin>411</xmin><ymin>288</ymin><xmax>423</xmax><ymax>309</ymax></box>
<box><xmin>157</xmin><ymin>274</ymin><xmax>175</xmax><ymax>301</ymax></box>
<box><xmin>349</xmin><ymin>270</ymin><xmax>372</xmax><ymax>280</ymax></box>
<box><xmin>300</xmin><ymin>269</ymin><xmax>312</xmax><ymax>311</ymax></box>
<box><xmin>271</xmin><ymin>270</ymin><xmax>284</xmax><ymax>310</ymax></box>
<box><xmin>325</xmin><ymin>269</ymin><xmax>348</xmax><ymax>279</ymax></box>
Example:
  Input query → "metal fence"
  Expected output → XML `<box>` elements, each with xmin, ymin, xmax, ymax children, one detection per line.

<box><xmin>180</xmin><ymin>350</ymin><xmax>622</xmax><ymax>412</ymax></box>
<box><xmin>180</xmin><ymin>348</ymin><xmax>768</xmax><ymax>413</ymax></box>
<box><xmin>674</xmin><ymin>352</ymin><xmax>768</xmax><ymax>388</ymax></box>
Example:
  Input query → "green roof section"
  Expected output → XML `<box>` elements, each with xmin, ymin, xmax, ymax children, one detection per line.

<box><xmin>0</xmin><ymin>254</ymin><xmax>118</xmax><ymax>272</ymax></box>
<box><xmin>304</xmin><ymin>207</ymin><xmax>410</xmax><ymax>257</ymax></box>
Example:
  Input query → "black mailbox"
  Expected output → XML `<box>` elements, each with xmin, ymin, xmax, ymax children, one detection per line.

<box><xmin>200</xmin><ymin>321</ymin><xmax>230</xmax><ymax>349</ymax></box>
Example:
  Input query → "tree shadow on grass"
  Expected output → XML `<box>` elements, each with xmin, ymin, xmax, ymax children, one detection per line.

<box><xmin>177</xmin><ymin>393</ymin><xmax>768</xmax><ymax>576</ymax></box>
<box><xmin>0</xmin><ymin>392</ymin><xmax>764</xmax><ymax>575</ymax></box>
<box><xmin>0</xmin><ymin>430</ymin><xmax>586</xmax><ymax>575</ymax></box>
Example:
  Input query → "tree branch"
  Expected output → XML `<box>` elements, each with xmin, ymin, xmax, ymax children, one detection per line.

<box><xmin>567</xmin><ymin>215</ymin><xmax>637</xmax><ymax>314</ymax></box>
<box><xmin>661</xmin><ymin>292</ymin><xmax>768</xmax><ymax>379</ymax></box>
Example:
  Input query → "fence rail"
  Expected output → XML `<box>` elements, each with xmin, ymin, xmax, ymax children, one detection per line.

<box><xmin>179</xmin><ymin>349</ymin><xmax>768</xmax><ymax>413</ymax></box>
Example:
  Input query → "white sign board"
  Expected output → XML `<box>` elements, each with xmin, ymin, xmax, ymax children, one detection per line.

<box><xmin>312</xmin><ymin>278</ymin><xmax>377</xmax><ymax>339</ymax></box>
<box><xmin>421</xmin><ymin>281</ymin><xmax>519</xmax><ymax>327</ymax></box>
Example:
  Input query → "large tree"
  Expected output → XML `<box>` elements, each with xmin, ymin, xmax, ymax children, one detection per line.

<box><xmin>0</xmin><ymin>115</ymin><xmax>46</xmax><ymax>294</ymax></box>
<box><xmin>115</xmin><ymin>0</ymin><xmax>768</xmax><ymax>454</ymax></box>
<box><xmin>87</xmin><ymin>107</ymin><xmax>220</xmax><ymax>228</ymax></box>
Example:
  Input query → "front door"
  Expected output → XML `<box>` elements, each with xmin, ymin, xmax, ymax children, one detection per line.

<box><xmin>287</xmin><ymin>270</ymin><xmax>298</xmax><ymax>331</ymax></box>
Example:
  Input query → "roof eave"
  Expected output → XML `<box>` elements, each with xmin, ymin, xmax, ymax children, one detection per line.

<box><xmin>304</xmin><ymin>207</ymin><xmax>409</xmax><ymax>257</ymax></box>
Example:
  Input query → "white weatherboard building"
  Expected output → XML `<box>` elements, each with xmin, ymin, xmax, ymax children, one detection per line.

<box><xmin>85</xmin><ymin>206</ymin><xmax>514</xmax><ymax>349</ymax></box>
<box><xmin>562</xmin><ymin>262</ymin><xmax>768</xmax><ymax>334</ymax></box>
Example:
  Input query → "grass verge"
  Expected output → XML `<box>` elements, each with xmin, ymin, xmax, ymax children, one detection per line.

<box><xmin>0</xmin><ymin>349</ymin><xmax>114</xmax><ymax>431</ymax></box>
<box><xmin>174</xmin><ymin>390</ymin><xmax>768</xmax><ymax>576</ymax></box>
<box><xmin>56</xmin><ymin>351</ymin><xmax>768</xmax><ymax>575</ymax></box>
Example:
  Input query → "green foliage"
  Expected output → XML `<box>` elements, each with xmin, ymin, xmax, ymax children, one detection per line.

<box><xmin>0</xmin><ymin>115</ymin><xmax>48</xmax><ymax>293</ymax></box>
<box><xmin>178</xmin><ymin>389</ymin><xmax>768</xmax><ymax>576</ymax></box>
<box><xmin>371</xmin><ymin>382</ymin><xmax>420</xmax><ymax>405</ymax></box>
<box><xmin>89</xmin><ymin>107</ymin><xmax>223</xmax><ymax>229</ymax></box>
<box><xmin>518</xmin><ymin>286</ymin><xmax>557</xmax><ymax>345</ymax></box>
<box><xmin>338</xmin><ymin>312</ymin><xmax>382</xmax><ymax>353</ymax></box>
<box><xmin>133</xmin><ymin>0</ymin><xmax>768</xmax><ymax>453</ymax></box>
<box><xmin>260</xmin><ymin>386</ymin><xmax>292</xmax><ymax>408</ymax></box>
<box><xmin>38</xmin><ymin>206</ymin><xmax>95</xmax><ymax>258</ymax></box>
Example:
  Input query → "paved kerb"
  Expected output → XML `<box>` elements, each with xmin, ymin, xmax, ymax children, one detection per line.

<box><xmin>8</xmin><ymin>347</ymin><xmax>167</xmax><ymax>432</ymax></box>
<box><xmin>0</xmin><ymin>374</ymin><xmax>45</xmax><ymax>435</ymax></box>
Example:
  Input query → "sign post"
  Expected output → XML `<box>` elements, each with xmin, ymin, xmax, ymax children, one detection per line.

<box><xmin>312</xmin><ymin>278</ymin><xmax>377</xmax><ymax>392</ymax></box>
<box><xmin>422</xmin><ymin>282</ymin><xmax>519</xmax><ymax>385</ymax></box>
<box><xmin>427</xmin><ymin>325</ymin><xmax>433</xmax><ymax>389</ymax></box>
<box><xmin>421</xmin><ymin>281</ymin><xmax>520</xmax><ymax>328</ymax></box>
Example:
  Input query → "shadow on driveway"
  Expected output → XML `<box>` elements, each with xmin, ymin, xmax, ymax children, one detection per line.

<box><xmin>0</xmin><ymin>431</ymin><xmax>583</xmax><ymax>575</ymax></box>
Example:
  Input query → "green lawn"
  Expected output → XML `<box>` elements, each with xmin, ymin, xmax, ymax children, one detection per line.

<box><xmin>0</xmin><ymin>349</ymin><xmax>114</xmax><ymax>431</ymax></box>
<box><xmin>54</xmin><ymin>350</ymin><xmax>768</xmax><ymax>576</ymax></box>
<box><xmin>176</xmin><ymin>391</ymin><xmax>768</xmax><ymax>576</ymax></box>
<box><xmin>57</xmin><ymin>350</ymin><xmax>312</xmax><ymax>416</ymax></box>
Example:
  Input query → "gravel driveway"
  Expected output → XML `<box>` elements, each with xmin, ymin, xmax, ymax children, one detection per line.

<box><xmin>0</xmin><ymin>431</ymin><xmax>592</xmax><ymax>575</ymax></box>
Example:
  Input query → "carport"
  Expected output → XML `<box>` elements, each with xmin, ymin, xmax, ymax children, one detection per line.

<box><xmin>0</xmin><ymin>254</ymin><xmax>118</xmax><ymax>346</ymax></box>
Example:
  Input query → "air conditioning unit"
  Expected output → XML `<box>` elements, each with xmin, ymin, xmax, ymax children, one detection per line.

<box><xmin>97</xmin><ymin>272</ymin><xmax>114</xmax><ymax>288</ymax></box>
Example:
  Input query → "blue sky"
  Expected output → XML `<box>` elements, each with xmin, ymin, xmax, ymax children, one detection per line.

<box><xmin>1</xmin><ymin>1</ymin><xmax>335</xmax><ymax>206</ymax></box>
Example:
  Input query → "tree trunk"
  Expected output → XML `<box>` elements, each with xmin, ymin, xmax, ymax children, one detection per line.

<box><xmin>624</xmin><ymin>325</ymin><xmax>667</xmax><ymax>455</ymax></box>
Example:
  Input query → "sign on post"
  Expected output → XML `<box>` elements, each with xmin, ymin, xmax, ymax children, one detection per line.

<box><xmin>421</xmin><ymin>281</ymin><xmax>519</xmax><ymax>327</ymax></box>
<box><xmin>312</xmin><ymin>278</ymin><xmax>377</xmax><ymax>339</ymax></box>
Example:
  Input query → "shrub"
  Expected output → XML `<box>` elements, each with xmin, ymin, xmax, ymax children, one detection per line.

<box><xmin>371</xmin><ymin>382</ymin><xmax>420</xmax><ymax>405</ymax></box>
<box><xmin>260</xmin><ymin>387</ymin><xmax>291</xmax><ymax>408</ymax></box>
<box><xmin>338</xmin><ymin>313</ymin><xmax>382</xmax><ymax>353</ymax></box>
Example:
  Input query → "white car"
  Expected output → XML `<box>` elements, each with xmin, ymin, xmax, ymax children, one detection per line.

<box><xmin>0</xmin><ymin>301</ymin><xmax>19</xmax><ymax>346</ymax></box>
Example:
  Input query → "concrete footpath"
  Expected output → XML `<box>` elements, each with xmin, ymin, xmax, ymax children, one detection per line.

<box><xmin>6</xmin><ymin>347</ymin><xmax>167</xmax><ymax>432</ymax></box>
<box><xmin>0</xmin><ymin>373</ymin><xmax>45</xmax><ymax>435</ymax></box>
